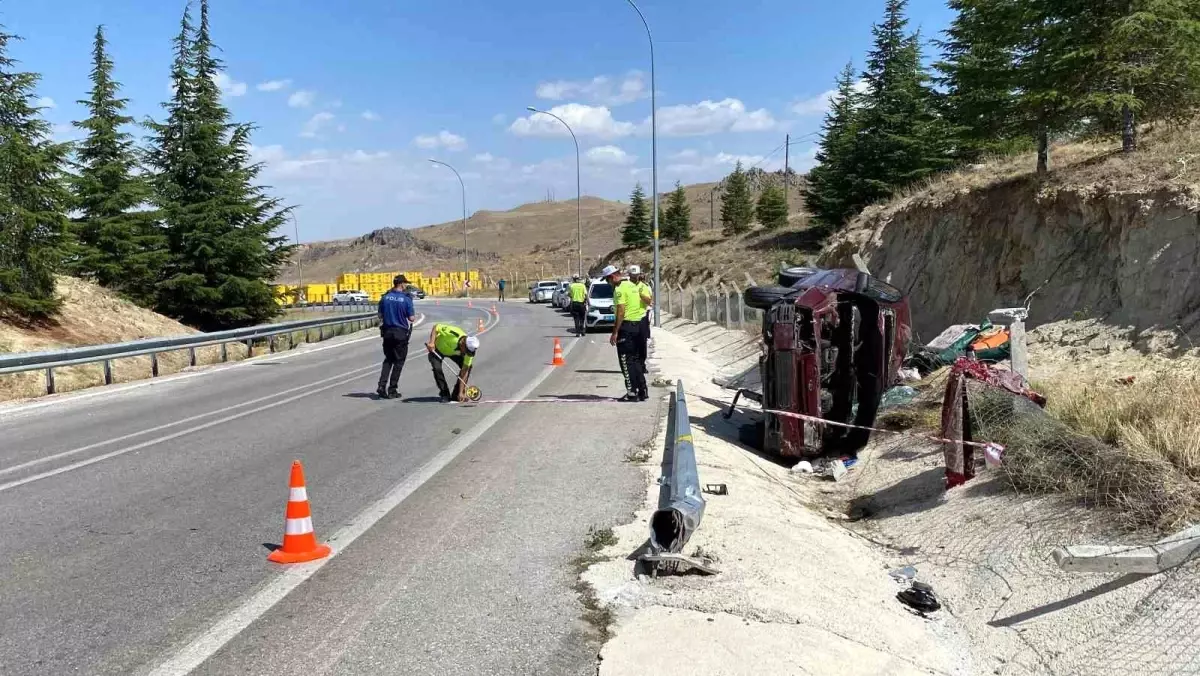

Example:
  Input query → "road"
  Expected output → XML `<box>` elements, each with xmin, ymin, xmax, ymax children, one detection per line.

<box><xmin>0</xmin><ymin>300</ymin><xmax>660</xmax><ymax>675</ymax></box>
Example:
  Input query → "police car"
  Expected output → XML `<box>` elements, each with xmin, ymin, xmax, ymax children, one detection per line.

<box><xmin>585</xmin><ymin>278</ymin><xmax>615</xmax><ymax>329</ymax></box>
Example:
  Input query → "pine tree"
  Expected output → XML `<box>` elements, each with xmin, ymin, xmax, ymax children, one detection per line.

<box><xmin>851</xmin><ymin>1</ymin><xmax>953</xmax><ymax>205</ymax></box>
<box><xmin>935</xmin><ymin>0</ymin><xmax>1030</xmax><ymax>162</ymax></box>
<box><xmin>1086</xmin><ymin>0</ymin><xmax>1200</xmax><ymax>152</ymax></box>
<box><xmin>720</xmin><ymin>161</ymin><xmax>754</xmax><ymax>235</ymax></box>
<box><xmin>621</xmin><ymin>183</ymin><xmax>651</xmax><ymax>247</ymax></box>
<box><xmin>70</xmin><ymin>25</ymin><xmax>165</xmax><ymax>307</ymax></box>
<box><xmin>756</xmin><ymin>185</ymin><xmax>788</xmax><ymax>230</ymax></box>
<box><xmin>0</xmin><ymin>27</ymin><xmax>71</xmax><ymax>316</ymax></box>
<box><xmin>148</xmin><ymin>0</ymin><xmax>291</xmax><ymax>329</ymax></box>
<box><xmin>661</xmin><ymin>181</ymin><xmax>692</xmax><ymax>244</ymax></box>
<box><xmin>805</xmin><ymin>62</ymin><xmax>865</xmax><ymax>229</ymax></box>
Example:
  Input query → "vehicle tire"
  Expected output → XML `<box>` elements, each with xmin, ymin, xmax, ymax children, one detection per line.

<box><xmin>744</xmin><ymin>285</ymin><xmax>797</xmax><ymax>311</ymax></box>
<box><xmin>777</xmin><ymin>266</ymin><xmax>818</xmax><ymax>288</ymax></box>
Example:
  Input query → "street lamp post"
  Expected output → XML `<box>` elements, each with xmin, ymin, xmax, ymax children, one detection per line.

<box><xmin>624</xmin><ymin>0</ymin><xmax>659</xmax><ymax>327</ymax></box>
<box><xmin>289</xmin><ymin>211</ymin><xmax>304</xmax><ymax>304</ymax></box>
<box><xmin>526</xmin><ymin>106</ymin><xmax>582</xmax><ymax>276</ymax></box>
<box><xmin>428</xmin><ymin>159</ymin><xmax>469</xmax><ymax>297</ymax></box>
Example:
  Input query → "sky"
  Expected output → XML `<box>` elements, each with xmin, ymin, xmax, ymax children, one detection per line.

<box><xmin>5</xmin><ymin>0</ymin><xmax>956</xmax><ymax>243</ymax></box>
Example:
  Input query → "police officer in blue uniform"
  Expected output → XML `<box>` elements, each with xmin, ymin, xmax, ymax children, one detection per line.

<box><xmin>376</xmin><ymin>275</ymin><xmax>416</xmax><ymax>399</ymax></box>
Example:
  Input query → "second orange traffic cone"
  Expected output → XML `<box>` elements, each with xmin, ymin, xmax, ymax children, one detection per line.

<box><xmin>551</xmin><ymin>338</ymin><xmax>566</xmax><ymax>366</ymax></box>
<box><xmin>477</xmin><ymin>317</ymin><xmax>485</xmax><ymax>332</ymax></box>
<box><xmin>267</xmin><ymin>461</ymin><xmax>332</xmax><ymax>564</ymax></box>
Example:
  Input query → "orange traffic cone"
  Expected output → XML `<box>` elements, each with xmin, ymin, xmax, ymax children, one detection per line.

<box><xmin>467</xmin><ymin>300</ymin><xmax>473</xmax><ymax>309</ymax></box>
<box><xmin>551</xmin><ymin>338</ymin><xmax>566</xmax><ymax>366</ymax></box>
<box><xmin>267</xmin><ymin>461</ymin><xmax>332</xmax><ymax>564</ymax></box>
<box><xmin>477</xmin><ymin>317</ymin><xmax>485</xmax><ymax>332</ymax></box>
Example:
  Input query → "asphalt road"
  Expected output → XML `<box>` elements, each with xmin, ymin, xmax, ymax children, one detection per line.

<box><xmin>0</xmin><ymin>299</ymin><xmax>661</xmax><ymax>675</ymax></box>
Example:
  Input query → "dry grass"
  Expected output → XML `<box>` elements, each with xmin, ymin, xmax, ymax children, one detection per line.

<box><xmin>0</xmin><ymin>277</ymin><xmax>266</xmax><ymax>402</ymax></box>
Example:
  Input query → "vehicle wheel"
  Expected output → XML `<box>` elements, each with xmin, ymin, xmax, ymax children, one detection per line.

<box><xmin>744</xmin><ymin>285</ymin><xmax>797</xmax><ymax>310</ymax></box>
<box><xmin>778</xmin><ymin>266</ymin><xmax>818</xmax><ymax>288</ymax></box>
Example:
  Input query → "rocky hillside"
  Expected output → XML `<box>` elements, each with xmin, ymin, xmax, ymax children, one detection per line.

<box><xmin>819</xmin><ymin>124</ymin><xmax>1200</xmax><ymax>346</ymax></box>
<box><xmin>277</xmin><ymin>226</ymin><xmax>500</xmax><ymax>285</ymax></box>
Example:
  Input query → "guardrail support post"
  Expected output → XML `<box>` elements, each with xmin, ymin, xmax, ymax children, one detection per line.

<box><xmin>45</xmin><ymin>367</ymin><xmax>55</xmax><ymax>395</ymax></box>
<box><xmin>103</xmin><ymin>359</ymin><xmax>113</xmax><ymax>385</ymax></box>
<box><xmin>150</xmin><ymin>352</ymin><xmax>159</xmax><ymax>377</ymax></box>
<box><xmin>268</xmin><ymin>336</ymin><xmax>276</xmax><ymax>354</ymax></box>
<box><xmin>319</xmin><ymin>326</ymin><xmax>326</xmax><ymax>341</ymax></box>
<box><xmin>189</xmin><ymin>347</ymin><xmax>197</xmax><ymax>367</ymax></box>
<box><xmin>244</xmin><ymin>339</ymin><xmax>253</xmax><ymax>357</ymax></box>
<box><xmin>220</xmin><ymin>343</ymin><xmax>228</xmax><ymax>362</ymax></box>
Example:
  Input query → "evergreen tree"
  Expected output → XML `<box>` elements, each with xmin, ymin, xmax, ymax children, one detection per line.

<box><xmin>661</xmin><ymin>181</ymin><xmax>692</xmax><ymax>244</ymax></box>
<box><xmin>70</xmin><ymin>25</ymin><xmax>165</xmax><ymax>307</ymax></box>
<box><xmin>0</xmin><ymin>27</ymin><xmax>71</xmax><ymax>316</ymax></box>
<box><xmin>148</xmin><ymin>0</ymin><xmax>291</xmax><ymax>330</ymax></box>
<box><xmin>756</xmin><ymin>185</ymin><xmax>788</xmax><ymax>230</ymax></box>
<box><xmin>804</xmin><ymin>63</ymin><xmax>865</xmax><ymax>229</ymax></box>
<box><xmin>935</xmin><ymin>0</ymin><xmax>1030</xmax><ymax>162</ymax></box>
<box><xmin>621</xmin><ymin>183</ymin><xmax>651</xmax><ymax>247</ymax></box>
<box><xmin>1087</xmin><ymin>0</ymin><xmax>1200</xmax><ymax>152</ymax></box>
<box><xmin>720</xmin><ymin>161</ymin><xmax>754</xmax><ymax>235</ymax></box>
<box><xmin>851</xmin><ymin>1</ymin><xmax>953</xmax><ymax>205</ymax></box>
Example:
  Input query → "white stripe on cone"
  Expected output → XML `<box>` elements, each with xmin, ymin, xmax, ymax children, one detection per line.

<box><xmin>284</xmin><ymin>517</ymin><xmax>314</xmax><ymax>535</ymax></box>
<box><xmin>289</xmin><ymin>487</ymin><xmax>308</xmax><ymax>502</ymax></box>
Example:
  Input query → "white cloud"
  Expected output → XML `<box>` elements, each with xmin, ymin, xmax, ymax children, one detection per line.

<box><xmin>509</xmin><ymin>103</ymin><xmax>636</xmax><ymax>140</ymax></box>
<box><xmin>413</xmin><ymin>130</ymin><xmax>468</xmax><ymax>152</ymax></box>
<box><xmin>663</xmin><ymin>150</ymin><xmax>784</xmax><ymax>177</ymax></box>
<box><xmin>473</xmin><ymin>152</ymin><xmax>495</xmax><ymax>163</ymax></box>
<box><xmin>249</xmin><ymin>144</ymin><xmax>287</xmax><ymax>164</ymax></box>
<box><xmin>345</xmin><ymin>149</ymin><xmax>390</xmax><ymax>162</ymax></box>
<box><xmin>491</xmin><ymin>113</ymin><xmax>507</xmax><ymax>125</ymax></box>
<box><xmin>361</xmin><ymin>110</ymin><xmax>381</xmax><ymax>121</ymax></box>
<box><xmin>213</xmin><ymin>72</ymin><xmax>248</xmax><ymax>98</ymax></box>
<box><xmin>300</xmin><ymin>111</ymin><xmax>335</xmax><ymax>138</ymax></box>
<box><xmin>256</xmin><ymin>79</ymin><xmax>292</xmax><ymax>92</ymax></box>
<box><xmin>535</xmin><ymin>71</ymin><xmax>647</xmax><ymax>106</ymax></box>
<box><xmin>288</xmin><ymin>90</ymin><xmax>316</xmax><ymax>108</ymax></box>
<box><xmin>790</xmin><ymin>80</ymin><xmax>868</xmax><ymax>116</ymax></box>
<box><xmin>36</xmin><ymin>96</ymin><xmax>56</xmax><ymax>109</ymax></box>
<box><xmin>585</xmin><ymin>145</ymin><xmax>635</xmax><ymax>165</ymax></box>
<box><xmin>656</xmin><ymin>99</ymin><xmax>778</xmax><ymax>136</ymax></box>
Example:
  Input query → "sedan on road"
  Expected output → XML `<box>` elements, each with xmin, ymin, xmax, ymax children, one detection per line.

<box><xmin>528</xmin><ymin>280</ymin><xmax>557</xmax><ymax>303</ymax></box>
<box><xmin>333</xmin><ymin>289</ymin><xmax>369</xmax><ymax>304</ymax></box>
<box><xmin>552</xmin><ymin>281</ymin><xmax>571</xmax><ymax>309</ymax></box>
<box><xmin>585</xmin><ymin>279</ymin><xmax>615</xmax><ymax>329</ymax></box>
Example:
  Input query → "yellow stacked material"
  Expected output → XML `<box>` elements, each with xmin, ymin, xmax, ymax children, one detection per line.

<box><xmin>274</xmin><ymin>285</ymin><xmax>299</xmax><ymax>305</ymax></box>
<box><xmin>337</xmin><ymin>273</ymin><xmax>359</xmax><ymax>289</ymax></box>
<box><xmin>304</xmin><ymin>283</ymin><xmax>333</xmax><ymax>304</ymax></box>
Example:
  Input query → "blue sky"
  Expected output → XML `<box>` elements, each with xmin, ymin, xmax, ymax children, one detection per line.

<box><xmin>7</xmin><ymin>0</ymin><xmax>955</xmax><ymax>242</ymax></box>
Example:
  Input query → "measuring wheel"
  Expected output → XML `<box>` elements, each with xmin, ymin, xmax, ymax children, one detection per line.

<box><xmin>465</xmin><ymin>385</ymin><xmax>483</xmax><ymax>402</ymax></box>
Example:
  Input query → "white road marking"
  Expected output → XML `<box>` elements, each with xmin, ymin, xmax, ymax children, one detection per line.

<box><xmin>145</xmin><ymin>337</ymin><xmax>580</xmax><ymax>676</ymax></box>
<box><xmin>0</xmin><ymin>314</ymin><xmax>429</xmax><ymax>417</ymax></box>
<box><xmin>0</xmin><ymin>311</ymin><xmax>498</xmax><ymax>487</ymax></box>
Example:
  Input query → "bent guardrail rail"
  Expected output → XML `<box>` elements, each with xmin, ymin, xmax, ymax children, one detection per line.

<box><xmin>642</xmin><ymin>380</ymin><xmax>716</xmax><ymax>575</ymax></box>
<box><xmin>0</xmin><ymin>311</ymin><xmax>379</xmax><ymax>395</ymax></box>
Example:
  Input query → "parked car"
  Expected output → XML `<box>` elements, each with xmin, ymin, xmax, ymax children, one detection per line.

<box><xmin>585</xmin><ymin>279</ymin><xmax>615</xmax><ymax>329</ymax></box>
<box><xmin>404</xmin><ymin>285</ymin><xmax>426</xmax><ymax>300</ymax></box>
<box><xmin>552</xmin><ymin>281</ymin><xmax>571</xmax><ymax>309</ymax></box>
<box><xmin>743</xmin><ymin>268</ymin><xmax>911</xmax><ymax>459</ymax></box>
<box><xmin>528</xmin><ymin>280</ymin><xmax>558</xmax><ymax>303</ymax></box>
<box><xmin>332</xmin><ymin>289</ymin><xmax>369</xmax><ymax>304</ymax></box>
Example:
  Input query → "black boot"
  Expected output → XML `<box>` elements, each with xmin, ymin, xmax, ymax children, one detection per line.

<box><xmin>376</xmin><ymin>386</ymin><xmax>390</xmax><ymax>399</ymax></box>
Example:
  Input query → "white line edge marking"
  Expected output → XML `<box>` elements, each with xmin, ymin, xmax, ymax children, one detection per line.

<box><xmin>145</xmin><ymin>337</ymin><xmax>578</xmax><ymax>676</ymax></box>
<box><xmin>0</xmin><ymin>314</ymin><xmax>429</xmax><ymax>417</ymax></box>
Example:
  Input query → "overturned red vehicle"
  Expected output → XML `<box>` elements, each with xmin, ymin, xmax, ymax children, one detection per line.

<box><xmin>742</xmin><ymin>268</ymin><xmax>912</xmax><ymax>459</ymax></box>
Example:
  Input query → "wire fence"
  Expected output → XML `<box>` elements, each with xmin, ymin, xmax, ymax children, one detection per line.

<box><xmin>660</xmin><ymin>281</ymin><xmax>766</xmax><ymax>332</ymax></box>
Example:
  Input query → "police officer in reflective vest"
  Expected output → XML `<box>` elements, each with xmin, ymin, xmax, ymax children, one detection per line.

<box><xmin>627</xmin><ymin>264</ymin><xmax>653</xmax><ymax>375</ymax></box>
<box><xmin>568</xmin><ymin>275</ymin><xmax>588</xmax><ymax>337</ymax></box>
<box><xmin>603</xmin><ymin>265</ymin><xmax>648</xmax><ymax>402</ymax></box>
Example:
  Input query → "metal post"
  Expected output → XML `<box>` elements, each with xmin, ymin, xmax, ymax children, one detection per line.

<box><xmin>103</xmin><ymin>359</ymin><xmax>113</xmax><ymax>385</ymax></box>
<box><xmin>625</xmin><ymin>0</ymin><xmax>659</xmax><ymax>328</ymax></box>
<box><xmin>221</xmin><ymin>343</ymin><xmax>228</xmax><ymax>362</ymax></box>
<box><xmin>45</xmin><ymin>367</ymin><xmax>55</xmax><ymax>395</ymax></box>
<box><xmin>649</xmin><ymin>381</ymin><xmax>706</xmax><ymax>554</ymax></box>
<box><xmin>151</xmin><ymin>352</ymin><xmax>159</xmax><ymax>377</ymax></box>
<box><xmin>527</xmin><ymin>107</ymin><xmax>582</xmax><ymax>276</ymax></box>
<box><xmin>720</xmin><ymin>283</ymin><xmax>731</xmax><ymax>329</ymax></box>
<box><xmin>429</xmin><ymin>159</ymin><xmax>468</xmax><ymax>297</ymax></box>
<box><xmin>783</xmin><ymin>133</ymin><xmax>790</xmax><ymax>207</ymax></box>
<box><xmin>189</xmin><ymin>347</ymin><xmax>197</xmax><ymax>367</ymax></box>
<box><xmin>710</xmin><ymin>187</ymin><xmax>716</xmax><ymax>229</ymax></box>
<box><xmin>290</xmin><ymin>211</ymin><xmax>304</xmax><ymax>303</ymax></box>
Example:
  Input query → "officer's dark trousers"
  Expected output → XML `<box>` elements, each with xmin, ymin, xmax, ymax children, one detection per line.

<box><xmin>638</xmin><ymin>315</ymin><xmax>651</xmax><ymax>374</ymax></box>
<box><xmin>616</xmin><ymin>322</ymin><xmax>647</xmax><ymax>396</ymax></box>
<box><xmin>429</xmin><ymin>352</ymin><xmax>465</xmax><ymax>400</ymax></box>
<box><xmin>570</xmin><ymin>301</ymin><xmax>587</xmax><ymax>335</ymax></box>
<box><xmin>378</xmin><ymin>326</ymin><xmax>411</xmax><ymax>392</ymax></box>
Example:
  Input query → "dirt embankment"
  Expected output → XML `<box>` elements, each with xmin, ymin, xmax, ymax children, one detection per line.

<box><xmin>820</xmin><ymin>128</ymin><xmax>1200</xmax><ymax>348</ymax></box>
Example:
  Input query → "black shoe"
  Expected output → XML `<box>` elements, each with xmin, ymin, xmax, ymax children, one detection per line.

<box><xmin>638</xmin><ymin>391</ymin><xmax>649</xmax><ymax>401</ymax></box>
<box><xmin>376</xmin><ymin>387</ymin><xmax>390</xmax><ymax>399</ymax></box>
<box><xmin>388</xmin><ymin>390</ymin><xmax>400</xmax><ymax>399</ymax></box>
<box><xmin>617</xmin><ymin>393</ymin><xmax>640</xmax><ymax>403</ymax></box>
<box><xmin>439</xmin><ymin>392</ymin><xmax>452</xmax><ymax>403</ymax></box>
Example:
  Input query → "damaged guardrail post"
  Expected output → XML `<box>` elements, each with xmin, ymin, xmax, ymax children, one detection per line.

<box><xmin>641</xmin><ymin>380</ymin><xmax>717</xmax><ymax>576</ymax></box>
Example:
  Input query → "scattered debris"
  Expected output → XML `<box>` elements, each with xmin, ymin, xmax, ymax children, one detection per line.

<box><xmin>450</xmin><ymin>427</ymin><xmax>462</xmax><ymax>435</ymax></box>
<box><xmin>830</xmin><ymin>458</ymin><xmax>849</xmax><ymax>482</ymax></box>
<box><xmin>898</xmin><ymin>367</ymin><xmax>921</xmax><ymax>382</ymax></box>
<box><xmin>640</xmin><ymin>551</ymin><xmax>719</xmax><ymax>577</ymax></box>
<box><xmin>702</xmin><ymin>483</ymin><xmax>728</xmax><ymax>496</ymax></box>
<box><xmin>651</xmin><ymin>377</ymin><xmax>674</xmax><ymax>388</ymax></box>
<box><xmin>879</xmin><ymin>385</ymin><xmax>919</xmax><ymax>409</ymax></box>
<box><xmin>897</xmin><ymin>581</ymin><xmax>941</xmax><ymax>615</ymax></box>
<box><xmin>791</xmin><ymin>460</ymin><xmax>814</xmax><ymax>474</ymax></box>
<box><xmin>888</xmin><ymin>566</ymin><xmax>918</xmax><ymax>583</ymax></box>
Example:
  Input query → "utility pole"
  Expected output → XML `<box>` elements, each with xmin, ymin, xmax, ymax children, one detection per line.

<box><xmin>710</xmin><ymin>187</ymin><xmax>717</xmax><ymax>229</ymax></box>
<box><xmin>783</xmin><ymin>133</ymin><xmax>790</xmax><ymax>207</ymax></box>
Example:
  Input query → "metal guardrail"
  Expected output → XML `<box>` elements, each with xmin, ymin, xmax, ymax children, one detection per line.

<box><xmin>281</xmin><ymin>302</ymin><xmax>375</xmax><ymax>312</ymax></box>
<box><xmin>0</xmin><ymin>312</ymin><xmax>379</xmax><ymax>395</ymax></box>
<box><xmin>649</xmin><ymin>380</ymin><xmax>707</xmax><ymax>556</ymax></box>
